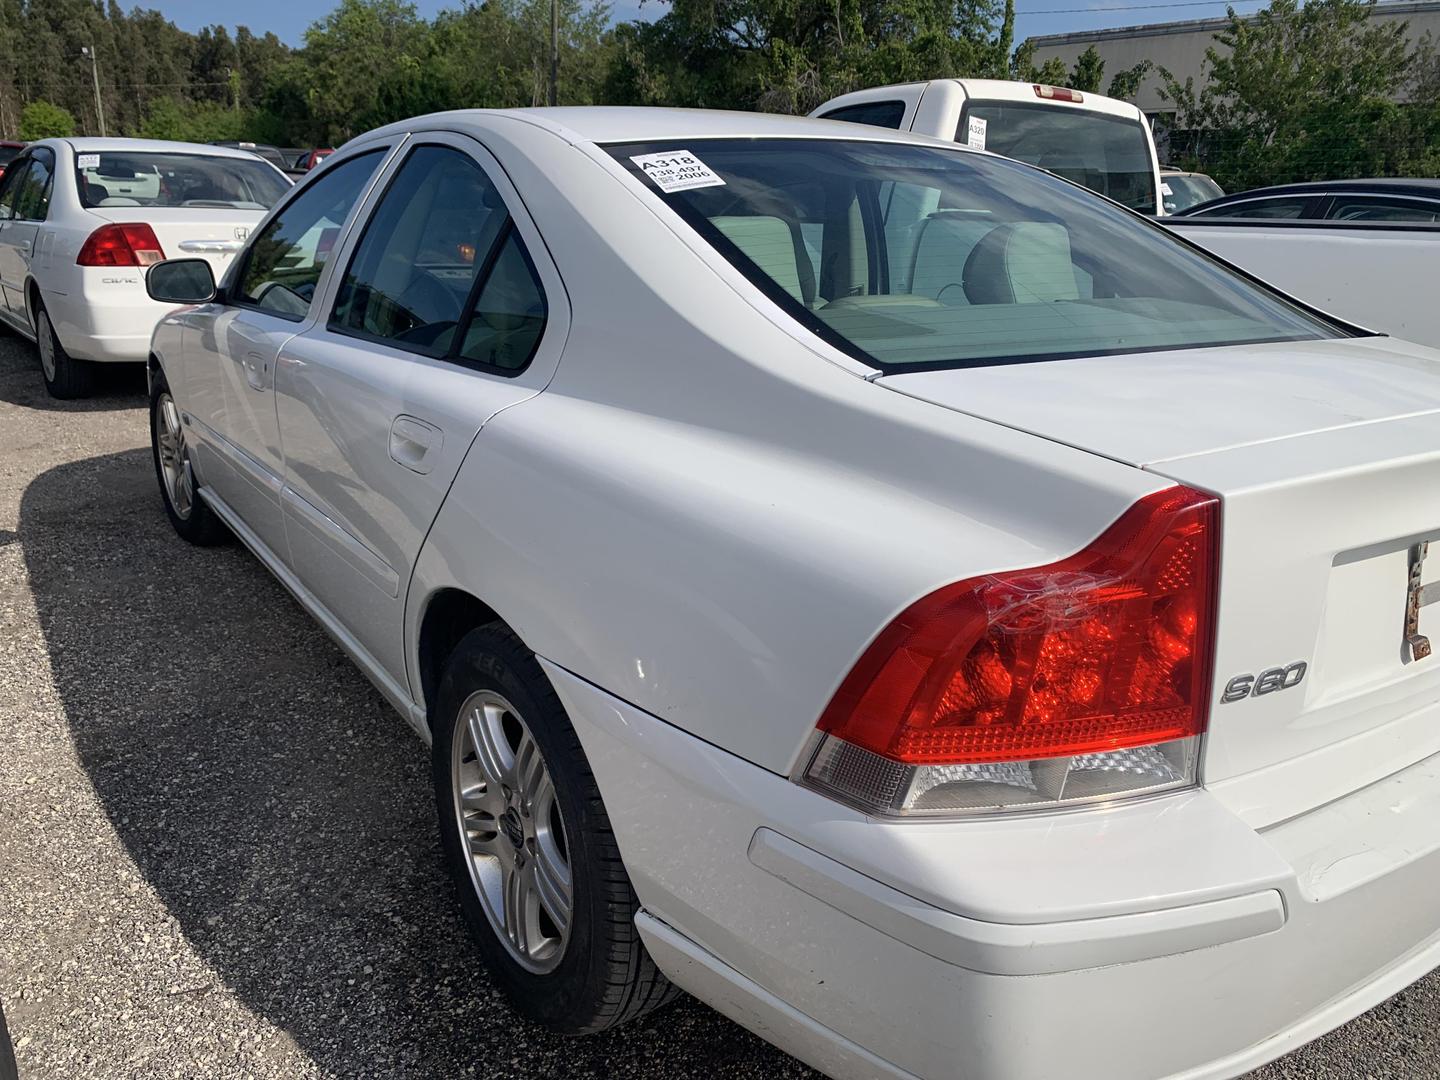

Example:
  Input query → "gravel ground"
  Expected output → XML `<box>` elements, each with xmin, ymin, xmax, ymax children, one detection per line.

<box><xmin>0</xmin><ymin>330</ymin><xmax>1437</xmax><ymax>1080</ymax></box>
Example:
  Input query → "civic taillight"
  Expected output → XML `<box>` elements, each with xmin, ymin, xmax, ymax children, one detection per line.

<box><xmin>801</xmin><ymin>485</ymin><xmax>1219</xmax><ymax>815</ymax></box>
<box><xmin>77</xmin><ymin>223</ymin><xmax>166</xmax><ymax>267</ymax></box>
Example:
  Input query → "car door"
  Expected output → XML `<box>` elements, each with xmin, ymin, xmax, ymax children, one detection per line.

<box><xmin>177</xmin><ymin>147</ymin><xmax>391</xmax><ymax>560</ymax></box>
<box><xmin>0</xmin><ymin>155</ymin><xmax>35</xmax><ymax>320</ymax></box>
<box><xmin>274</xmin><ymin>132</ymin><xmax>568</xmax><ymax>690</ymax></box>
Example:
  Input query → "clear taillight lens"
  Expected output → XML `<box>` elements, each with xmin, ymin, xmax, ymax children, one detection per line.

<box><xmin>801</xmin><ymin>486</ymin><xmax>1219</xmax><ymax>816</ymax></box>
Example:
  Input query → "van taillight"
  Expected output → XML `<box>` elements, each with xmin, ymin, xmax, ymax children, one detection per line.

<box><xmin>802</xmin><ymin>485</ymin><xmax>1219</xmax><ymax>815</ymax></box>
<box><xmin>77</xmin><ymin>223</ymin><xmax>166</xmax><ymax>267</ymax></box>
<box><xmin>1034</xmin><ymin>84</ymin><xmax>1085</xmax><ymax>104</ymax></box>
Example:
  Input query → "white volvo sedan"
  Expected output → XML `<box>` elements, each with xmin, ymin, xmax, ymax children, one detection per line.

<box><xmin>142</xmin><ymin>108</ymin><xmax>1440</xmax><ymax>1080</ymax></box>
<box><xmin>0</xmin><ymin>137</ymin><xmax>290</xmax><ymax>398</ymax></box>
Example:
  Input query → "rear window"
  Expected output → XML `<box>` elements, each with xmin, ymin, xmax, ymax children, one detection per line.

<box><xmin>0</xmin><ymin>145</ymin><xmax>19</xmax><ymax>168</ymax></box>
<box><xmin>75</xmin><ymin>151</ymin><xmax>291</xmax><ymax>210</ymax></box>
<box><xmin>818</xmin><ymin>101</ymin><xmax>907</xmax><ymax>130</ymax></box>
<box><xmin>1161</xmin><ymin>174</ymin><xmax>1224</xmax><ymax>214</ymax></box>
<box><xmin>609</xmin><ymin>138</ymin><xmax>1335</xmax><ymax>373</ymax></box>
<box><xmin>959</xmin><ymin>101</ymin><xmax>1156</xmax><ymax>213</ymax></box>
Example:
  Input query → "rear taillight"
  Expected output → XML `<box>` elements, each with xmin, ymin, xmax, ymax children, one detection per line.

<box><xmin>802</xmin><ymin>485</ymin><xmax>1219</xmax><ymax>816</ymax></box>
<box><xmin>77</xmin><ymin>223</ymin><xmax>166</xmax><ymax>267</ymax></box>
<box><xmin>1034</xmin><ymin>84</ymin><xmax>1085</xmax><ymax>104</ymax></box>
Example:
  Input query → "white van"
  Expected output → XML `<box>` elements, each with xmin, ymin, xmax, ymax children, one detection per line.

<box><xmin>812</xmin><ymin>79</ymin><xmax>1165</xmax><ymax>215</ymax></box>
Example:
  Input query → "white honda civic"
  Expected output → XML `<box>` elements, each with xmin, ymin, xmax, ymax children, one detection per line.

<box><xmin>0</xmin><ymin>137</ymin><xmax>290</xmax><ymax>397</ymax></box>
<box><xmin>142</xmin><ymin>107</ymin><xmax>1440</xmax><ymax>1080</ymax></box>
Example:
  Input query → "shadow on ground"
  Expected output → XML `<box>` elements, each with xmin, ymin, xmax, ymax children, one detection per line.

<box><xmin>0</xmin><ymin>330</ymin><xmax>147</xmax><ymax>411</ymax></box>
<box><xmin>19</xmin><ymin>447</ymin><xmax>815</xmax><ymax>1078</ymax></box>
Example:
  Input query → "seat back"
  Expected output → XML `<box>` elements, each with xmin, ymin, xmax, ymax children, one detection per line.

<box><xmin>909</xmin><ymin>211</ymin><xmax>998</xmax><ymax>305</ymax></box>
<box><xmin>711</xmin><ymin>216</ymin><xmax>816</xmax><ymax>306</ymax></box>
<box><xmin>963</xmin><ymin>222</ymin><xmax>1080</xmax><ymax>305</ymax></box>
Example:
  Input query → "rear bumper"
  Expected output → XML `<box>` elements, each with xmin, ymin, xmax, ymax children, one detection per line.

<box><xmin>542</xmin><ymin>659</ymin><xmax>1440</xmax><ymax>1080</ymax></box>
<box><xmin>45</xmin><ymin>272</ymin><xmax>172</xmax><ymax>364</ymax></box>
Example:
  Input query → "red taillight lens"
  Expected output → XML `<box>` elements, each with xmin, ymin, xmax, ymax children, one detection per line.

<box><xmin>806</xmin><ymin>485</ymin><xmax>1218</xmax><ymax>815</ymax></box>
<box><xmin>77</xmin><ymin>223</ymin><xmax>166</xmax><ymax>267</ymax></box>
<box><xmin>1034</xmin><ymin>84</ymin><xmax>1085</xmax><ymax>104</ymax></box>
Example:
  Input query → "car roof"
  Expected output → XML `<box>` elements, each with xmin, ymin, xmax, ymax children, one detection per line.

<box><xmin>1207</xmin><ymin>177</ymin><xmax>1440</xmax><ymax>201</ymax></box>
<box><xmin>357</xmin><ymin>106</ymin><xmax>964</xmax><ymax>149</ymax></box>
<box><xmin>60</xmin><ymin>136</ymin><xmax>275</xmax><ymax>160</ymax></box>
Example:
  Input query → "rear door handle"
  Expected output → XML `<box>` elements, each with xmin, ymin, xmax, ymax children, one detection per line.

<box><xmin>242</xmin><ymin>352</ymin><xmax>269</xmax><ymax>391</ymax></box>
<box><xmin>389</xmin><ymin>415</ymin><xmax>443</xmax><ymax>475</ymax></box>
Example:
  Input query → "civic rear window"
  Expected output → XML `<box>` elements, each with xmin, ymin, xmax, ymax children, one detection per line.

<box><xmin>75</xmin><ymin>151</ymin><xmax>291</xmax><ymax>210</ymax></box>
<box><xmin>608</xmin><ymin>138</ymin><xmax>1337</xmax><ymax>373</ymax></box>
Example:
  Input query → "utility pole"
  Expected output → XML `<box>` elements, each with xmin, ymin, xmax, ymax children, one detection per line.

<box><xmin>548</xmin><ymin>0</ymin><xmax>558</xmax><ymax>107</ymax></box>
<box><xmin>81</xmin><ymin>45</ymin><xmax>105</xmax><ymax>137</ymax></box>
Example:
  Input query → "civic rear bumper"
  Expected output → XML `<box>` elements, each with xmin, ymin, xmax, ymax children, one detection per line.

<box><xmin>542</xmin><ymin>658</ymin><xmax>1440</xmax><ymax>1080</ymax></box>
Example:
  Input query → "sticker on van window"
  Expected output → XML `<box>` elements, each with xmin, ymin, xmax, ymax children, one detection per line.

<box><xmin>965</xmin><ymin>116</ymin><xmax>987</xmax><ymax>151</ymax></box>
<box><xmin>630</xmin><ymin>151</ymin><xmax>727</xmax><ymax>193</ymax></box>
<box><xmin>77</xmin><ymin>153</ymin><xmax>100</xmax><ymax>169</ymax></box>
<box><xmin>1161</xmin><ymin>181</ymin><xmax>1174</xmax><ymax>195</ymax></box>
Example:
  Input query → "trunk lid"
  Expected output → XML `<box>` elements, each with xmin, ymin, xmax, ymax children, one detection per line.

<box><xmin>86</xmin><ymin>207</ymin><xmax>264</xmax><ymax>278</ymax></box>
<box><xmin>880</xmin><ymin>335</ymin><xmax>1440</xmax><ymax>827</ymax></box>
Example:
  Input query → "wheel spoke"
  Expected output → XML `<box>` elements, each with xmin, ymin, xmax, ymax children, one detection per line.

<box><xmin>530</xmin><ymin>844</ymin><xmax>571</xmax><ymax>936</ymax></box>
<box><xmin>514</xmin><ymin>731</ymin><xmax>545</xmax><ymax>805</ymax></box>
<box><xmin>466</xmin><ymin>821</ymin><xmax>501</xmax><ymax>857</ymax></box>
<box><xmin>502</xmin><ymin>858</ymin><xmax>528</xmax><ymax>955</ymax></box>
<box><xmin>467</xmin><ymin>703</ymin><xmax>513</xmax><ymax>788</ymax></box>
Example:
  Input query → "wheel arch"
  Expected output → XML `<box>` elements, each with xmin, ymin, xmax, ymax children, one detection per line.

<box><xmin>415</xmin><ymin>586</ymin><xmax>506</xmax><ymax>731</ymax></box>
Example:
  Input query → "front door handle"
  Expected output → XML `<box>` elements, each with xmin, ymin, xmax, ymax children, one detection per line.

<box><xmin>242</xmin><ymin>352</ymin><xmax>268</xmax><ymax>391</ymax></box>
<box><xmin>389</xmin><ymin>415</ymin><xmax>443</xmax><ymax>475</ymax></box>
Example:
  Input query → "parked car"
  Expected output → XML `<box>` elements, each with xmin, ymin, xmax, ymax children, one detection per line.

<box><xmin>145</xmin><ymin>107</ymin><xmax>1440</xmax><ymax>1080</ymax></box>
<box><xmin>1160</xmin><ymin>167</ymin><xmax>1223</xmax><ymax>213</ymax></box>
<box><xmin>1178</xmin><ymin>177</ymin><xmax>1440</xmax><ymax>221</ymax></box>
<box><xmin>0</xmin><ymin>140</ymin><xmax>23</xmax><ymax>184</ymax></box>
<box><xmin>812</xmin><ymin>79</ymin><xmax>1165</xmax><ymax>214</ymax></box>
<box><xmin>210</xmin><ymin>140</ymin><xmax>292</xmax><ymax>173</ymax></box>
<box><xmin>1166</xmin><ymin>180</ymin><xmax>1440</xmax><ymax>348</ymax></box>
<box><xmin>294</xmin><ymin>148</ymin><xmax>334</xmax><ymax>172</ymax></box>
<box><xmin>0</xmin><ymin>137</ymin><xmax>291</xmax><ymax>398</ymax></box>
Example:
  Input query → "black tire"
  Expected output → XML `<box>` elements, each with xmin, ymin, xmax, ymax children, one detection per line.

<box><xmin>0</xmin><ymin>997</ymin><xmax>17</xmax><ymax>1080</ymax></box>
<box><xmin>149</xmin><ymin>371</ymin><xmax>229</xmax><ymax>546</ymax></box>
<box><xmin>432</xmin><ymin>622</ymin><xmax>678</xmax><ymax>1034</ymax></box>
<box><xmin>33</xmin><ymin>297</ymin><xmax>95</xmax><ymax>400</ymax></box>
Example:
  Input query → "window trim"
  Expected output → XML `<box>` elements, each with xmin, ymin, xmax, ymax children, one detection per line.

<box><xmin>0</xmin><ymin>157</ymin><xmax>32</xmax><ymax>220</ymax></box>
<box><xmin>323</xmin><ymin>140</ymin><xmax>548</xmax><ymax>379</ymax></box>
<box><xmin>228</xmin><ymin>146</ymin><xmax>391</xmax><ymax>324</ymax></box>
<box><xmin>7</xmin><ymin>147</ymin><xmax>55</xmax><ymax>223</ymax></box>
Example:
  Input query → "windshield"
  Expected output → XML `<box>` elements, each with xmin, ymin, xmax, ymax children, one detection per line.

<box><xmin>961</xmin><ymin>101</ymin><xmax>1156</xmax><ymax>212</ymax></box>
<box><xmin>1162</xmin><ymin>173</ymin><xmax>1224</xmax><ymax>214</ymax></box>
<box><xmin>609</xmin><ymin>139</ymin><xmax>1335</xmax><ymax>372</ymax></box>
<box><xmin>75</xmin><ymin>151</ymin><xmax>290</xmax><ymax>210</ymax></box>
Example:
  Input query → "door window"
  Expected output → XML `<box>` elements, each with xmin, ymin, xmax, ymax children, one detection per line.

<box><xmin>235</xmin><ymin>149</ymin><xmax>386</xmax><ymax>319</ymax></box>
<box><xmin>12</xmin><ymin>149</ymin><xmax>53</xmax><ymax>221</ymax></box>
<box><xmin>0</xmin><ymin>160</ymin><xmax>29</xmax><ymax>220</ymax></box>
<box><xmin>1192</xmin><ymin>196</ymin><xmax>1314</xmax><ymax>220</ymax></box>
<box><xmin>1326</xmin><ymin>195</ymin><xmax>1439</xmax><ymax>223</ymax></box>
<box><xmin>331</xmin><ymin>143</ymin><xmax>547</xmax><ymax>371</ymax></box>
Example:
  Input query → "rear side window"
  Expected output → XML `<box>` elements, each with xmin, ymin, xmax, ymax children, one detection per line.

<box><xmin>236</xmin><ymin>150</ymin><xmax>385</xmax><ymax>319</ymax></box>
<box><xmin>1192</xmin><ymin>197</ymin><xmax>1313</xmax><ymax>220</ymax></box>
<box><xmin>13</xmin><ymin>149</ymin><xmax>54</xmax><ymax>221</ymax></box>
<box><xmin>958</xmin><ymin>101</ymin><xmax>1156</xmax><ymax>213</ymax></box>
<box><xmin>332</xmin><ymin>144</ymin><xmax>547</xmax><ymax>372</ymax></box>
<box><xmin>818</xmin><ymin>101</ymin><xmax>906</xmax><ymax>130</ymax></box>
<box><xmin>1326</xmin><ymin>195</ymin><xmax>1439</xmax><ymax>223</ymax></box>
<box><xmin>0</xmin><ymin>160</ymin><xmax>30</xmax><ymax>219</ymax></box>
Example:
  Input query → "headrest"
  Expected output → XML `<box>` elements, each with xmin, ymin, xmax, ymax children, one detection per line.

<box><xmin>963</xmin><ymin>222</ymin><xmax>1080</xmax><ymax>305</ymax></box>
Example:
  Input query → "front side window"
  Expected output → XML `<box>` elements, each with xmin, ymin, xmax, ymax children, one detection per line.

<box><xmin>1192</xmin><ymin>196</ymin><xmax>1313</xmax><ymax>220</ymax></box>
<box><xmin>958</xmin><ymin>101</ymin><xmax>1156</xmax><ymax>213</ymax></box>
<box><xmin>331</xmin><ymin>144</ymin><xmax>547</xmax><ymax>371</ymax></box>
<box><xmin>76</xmin><ymin>151</ymin><xmax>291</xmax><ymax>210</ymax></box>
<box><xmin>13</xmin><ymin>149</ymin><xmax>54</xmax><ymax>220</ymax></box>
<box><xmin>610</xmin><ymin>138</ymin><xmax>1336</xmax><ymax>373</ymax></box>
<box><xmin>236</xmin><ymin>150</ymin><xmax>385</xmax><ymax>319</ymax></box>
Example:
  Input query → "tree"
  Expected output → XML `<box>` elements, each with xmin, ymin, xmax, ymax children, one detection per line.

<box><xmin>1068</xmin><ymin>44</ymin><xmax>1104</xmax><ymax>93</ymax></box>
<box><xmin>1157</xmin><ymin>0</ymin><xmax>1421</xmax><ymax>188</ymax></box>
<box><xmin>19</xmin><ymin>99</ymin><xmax>74</xmax><ymax>139</ymax></box>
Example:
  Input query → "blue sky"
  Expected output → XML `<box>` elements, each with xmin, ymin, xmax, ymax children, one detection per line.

<box><xmin>149</xmin><ymin>0</ymin><xmax>1271</xmax><ymax>48</ymax></box>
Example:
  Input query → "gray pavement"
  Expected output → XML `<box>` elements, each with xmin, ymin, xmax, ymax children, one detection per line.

<box><xmin>0</xmin><ymin>331</ymin><xmax>1435</xmax><ymax>1079</ymax></box>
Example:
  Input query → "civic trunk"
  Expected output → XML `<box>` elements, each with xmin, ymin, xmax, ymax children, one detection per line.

<box><xmin>87</xmin><ymin>207</ymin><xmax>264</xmax><ymax>278</ymax></box>
<box><xmin>880</xmin><ymin>335</ymin><xmax>1440</xmax><ymax>827</ymax></box>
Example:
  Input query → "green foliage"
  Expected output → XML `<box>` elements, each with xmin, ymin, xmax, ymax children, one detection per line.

<box><xmin>18</xmin><ymin>99</ymin><xmax>74</xmax><ymax>139</ymax></box>
<box><xmin>1157</xmin><ymin>0</ymin><xmax>1435</xmax><ymax>188</ymax></box>
<box><xmin>1067</xmin><ymin>45</ymin><xmax>1104</xmax><ymax>93</ymax></box>
<box><xmin>138</xmin><ymin>98</ymin><xmax>251</xmax><ymax>143</ymax></box>
<box><xmin>1106</xmin><ymin>60</ymin><xmax>1152</xmax><ymax>102</ymax></box>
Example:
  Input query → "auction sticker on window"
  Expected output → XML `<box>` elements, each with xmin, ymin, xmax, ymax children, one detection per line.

<box><xmin>965</xmin><ymin>116</ymin><xmax>987</xmax><ymax>151</ymax></box>
<box><xmin>77</xmin><ymin>153</ymin><xmax>100</xmax><ymax>169</ymax></box>
<box><xmin>630</xmin><ymin>150</ymin><xmax>726</xmax><ymax>193</ymax></box>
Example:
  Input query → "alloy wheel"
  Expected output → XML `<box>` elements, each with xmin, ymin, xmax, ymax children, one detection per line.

<box><xmin>451</xmin><ymin>689</ymin><xmax>573</xmax><ymax>974</ymax></box>
<box><xmin>155</xmin><ymin>393</ymin><xmax>195</xmax><ymax>520</ymax></box>
<box><xmin>36</xmin><ymin>311</ymin><xmax>56</xmax><ymax>383</ymax></box>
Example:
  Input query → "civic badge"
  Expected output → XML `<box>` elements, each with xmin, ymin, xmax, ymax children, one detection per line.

<box><xmin>1405</xmin><ymin>541</ymin><xmax>1432</xmax><ymax>661</ymax></box>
